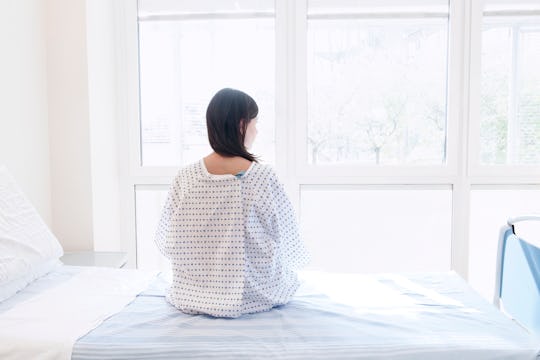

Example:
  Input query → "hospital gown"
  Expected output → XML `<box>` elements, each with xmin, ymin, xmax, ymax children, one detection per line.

<box><xmin>155</xmin><ymin>159</ymin><xmax>309</xmax><ymax>318</ymax></box>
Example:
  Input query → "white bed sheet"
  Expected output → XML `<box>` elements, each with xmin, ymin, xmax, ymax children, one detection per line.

<box><xmin>0</xmin><ymin>266</ymin><xmax>154</xmax><ymax>360</ymax></box>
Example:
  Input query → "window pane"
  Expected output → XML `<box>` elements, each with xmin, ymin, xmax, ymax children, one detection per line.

<box><xmin>480</xmin><ymin>7</ymin><xmax>540</xmax><ymax>165</ymax></box>
<box><xmin>300</xmin><ymin>187</ymin><xmax>452</xmax><ymax>272</ymax></box>
<box><xmin>469</xmin><ymin>188</ymin><xmax>540</xmax><ymax>301</ymax></box>
<box><xmin>307</xmin><ymin>1</ymin><xmax>449</xmax><ymax>165</ymax></box>
<box><xmin>138</xmin><ymin>4</ymin><xmax>275</xmax><ymax>166</ymax></box>
<box><xmin>135</xmin><ymin>186</ymin><xmax>170</xmax><ymax>271</ymax></box>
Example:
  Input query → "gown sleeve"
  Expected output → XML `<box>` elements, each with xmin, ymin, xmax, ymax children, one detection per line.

<box><xmin>267</xmin><ymin>169</ymin><xmax>310</xmax><ymax>271</ymax></box>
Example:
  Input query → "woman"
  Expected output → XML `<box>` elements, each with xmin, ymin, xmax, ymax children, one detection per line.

<box><xmin>155</xmin><ymin>88</ymin><xmax>309</xmax><ymax>318</ymax></box>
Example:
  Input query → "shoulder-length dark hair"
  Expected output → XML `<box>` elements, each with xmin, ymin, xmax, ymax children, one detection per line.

<box><xmin>206</xmin><ymin>88</ymin><xmax>259</xmax><ymax>162</ymax></box>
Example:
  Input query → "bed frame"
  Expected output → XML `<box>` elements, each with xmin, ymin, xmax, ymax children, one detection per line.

<box><xmin>495</xmin><ymin>215</ymin><xmax>540</xmax><ymax>335</ymax></box>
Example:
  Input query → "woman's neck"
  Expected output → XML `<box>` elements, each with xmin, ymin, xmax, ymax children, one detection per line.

<box><xmin>203</xmin><ymin>152</ymin><xmax>252</xmax><ymax>175</ymax></box>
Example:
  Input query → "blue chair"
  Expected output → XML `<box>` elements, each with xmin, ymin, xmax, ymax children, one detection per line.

<box><xmin>494</xmin><ymin>215</ymin><xmax>540</xmax><ymax>336</ymax></box>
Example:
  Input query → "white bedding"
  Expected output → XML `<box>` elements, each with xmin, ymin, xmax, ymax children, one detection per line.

<box><xmin>1</xmin><ymin>267</ymin><xmax>538</xmax><ymax>360</ymax></box>
<box><xmin>0</xmin><ymin>267</ymin><xmax>155</xmax><ymax>360</ymax></box>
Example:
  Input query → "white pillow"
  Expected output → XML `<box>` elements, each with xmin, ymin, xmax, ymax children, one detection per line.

<box><xmin>0</xmin><ymin>166</ymin><xmax>64</xmax><ymax>301</ymax></box>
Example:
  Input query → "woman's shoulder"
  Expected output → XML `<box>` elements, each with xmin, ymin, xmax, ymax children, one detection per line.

<box><xmin>249</xmin><ymin>162</ymin><xmax>272</xmax><ymax>174</ymax></box>
<box><xmin>173</xmin><ymin>161</ymin><xmax>204</xmax><ymax>184</ymax></box>
<box><xmin>248</xmin><ymin>163</ymin><xmax>280</xmax><ymax>183</ymax></box>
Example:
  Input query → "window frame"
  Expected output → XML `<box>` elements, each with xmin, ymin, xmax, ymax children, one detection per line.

<box><xmin>115</xmin><ymin>0</ymin><xmax>540</xmax><ymax>278</ymax></box>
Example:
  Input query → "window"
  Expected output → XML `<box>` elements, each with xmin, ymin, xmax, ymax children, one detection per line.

<box><xmin>138</xmin><ymin>0</ymin><xmax>276</xmax><ymax>166</ymax></box>
<box><xmin>117</xmin><ymin>0</ymin><xmax>540</xmax><ymax>299</ymax></box>
<box><xmin>307</xmin><ymin>1</ymin><xmax>449</xmax><ymax>165</ymax></box>
<box><xmin>300</xmin><ymin>186</ymin><xmax>452</xmax><ymax>272</ymax></box>
<box><xmin>480</xmin><ymin>2</ymin><xmax>540</xmax><ymax>165</ymax></box>
<box><xmin>465</xmin><ymin>0</ymin><xmax>540</xmax><ymax>300</ymax></box>
<box><xmin>295</xmin><ymin>0</ymin><xmax>454</xmax><ymax>274</ymax></box>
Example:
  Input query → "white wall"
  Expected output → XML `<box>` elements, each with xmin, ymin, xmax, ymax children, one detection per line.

<box><xmin>45</xmin><ymin>0</ymin><xmax>123</xmax><ymax>252</ymax></box>
<box><xmin>46</xmin><ymin>0</ymin><xmax>94</xmax><ymax>251</ymax></box>
<box><xmin>86</xmin><ymin>0</ymin><xmax>123</xmax><ymax>252</ymax></box>
<box><xmin>0</xmin><ymin>0</ymin><xmax>52</xmax><ymax>225</ymax></box>
<box><xmin>0</xmin><ymin>0</ymin><xmax>123</xmax><ymax>252</ymax></box>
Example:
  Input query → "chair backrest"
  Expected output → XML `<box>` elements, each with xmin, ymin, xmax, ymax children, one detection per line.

<box><xmin>494</xmin><ymin>215</ymin><xmax>540</xmax><ymax>336</ymax></box>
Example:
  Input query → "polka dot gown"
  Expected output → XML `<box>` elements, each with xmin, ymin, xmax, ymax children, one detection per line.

<box><xmin>155</xmin><ymin>160</ymin><xmax>309</xmax><ymax>318</ymax></box>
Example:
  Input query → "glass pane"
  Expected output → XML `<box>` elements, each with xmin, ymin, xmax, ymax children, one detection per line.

<box><xmin>138</xmin><ymin>8</ymin><xmax>275</xmax><ymax>166</ymax></box>
<box><xmin>480</xmin><ymin>10</ymin><xmax>540</xmax><ymax>165</ymax></box>
<box><xmin>469</xmin><ymin>188</ymin><xmax>540</xmax><ymax>301</ymax></box>
<box><xmin>300</xmin><ymin>187</ymin><xmax>452</xmax><ymax>272</ymax></box>
<box><xmin>307</xmin><ymin>1</ymin><xmax>449</xmax><ymax>165</ymax></box>
<box><xmin>135</xmin><ymin>186</ymin><xmax>170</xmax><ymax>271</ymax></box>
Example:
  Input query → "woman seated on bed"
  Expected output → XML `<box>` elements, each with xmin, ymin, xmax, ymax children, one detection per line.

<box><xmin>155</xmin><ymin>88</ymin><xmax>309</xmax><ymax>318</ymax></box>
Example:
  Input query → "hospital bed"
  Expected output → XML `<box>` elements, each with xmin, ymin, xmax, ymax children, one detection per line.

<box><xmin>1</xmin><ymin>168</ymin><xmax>539</xmax><ymax>359</ymax></box>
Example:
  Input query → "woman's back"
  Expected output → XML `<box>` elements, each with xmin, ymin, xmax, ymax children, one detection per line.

<box><xmin>155</xmin><ymin>159</ymin><xmax>309</xmax><ymax>318</ymax></box>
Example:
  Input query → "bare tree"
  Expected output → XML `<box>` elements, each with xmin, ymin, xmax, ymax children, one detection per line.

<box><xmin>365</xmin><ymin>96</ymin><xmax>406</xmax><ymax>164</ymax></box>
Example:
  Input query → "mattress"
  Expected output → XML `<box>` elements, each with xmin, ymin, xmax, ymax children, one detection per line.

<box><xmin>1</xmin><ymin>266</ymin><xmax>538</xmax><ymax>360</ymax></box>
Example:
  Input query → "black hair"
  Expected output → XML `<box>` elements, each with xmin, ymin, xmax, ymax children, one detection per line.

<box><xmin>206</xmin><ymin>88</ymin><xmax>259</xmax><ymax>162</ymax></box>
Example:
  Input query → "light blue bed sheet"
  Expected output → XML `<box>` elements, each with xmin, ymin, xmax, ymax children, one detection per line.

<box><xmin>2</xmin><ymin>266</ymin><xmax>539</xmax><ymax>360</ymax></box>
